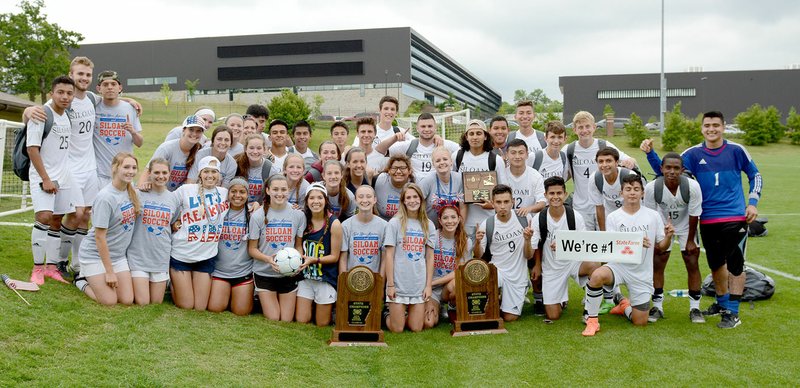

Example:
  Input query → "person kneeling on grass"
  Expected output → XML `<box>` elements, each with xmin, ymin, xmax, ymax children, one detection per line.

<box><xmin>582</xmin><ymin>174</ymin><xmax>674</xmax><ymax>336</ymax></box>
<box><xmin>76</xmin><ymin>153</ymin><xmax>139</xmax><ymax>306</ymax></box>
<box><xmin>295</xmin><ymin>183</ymin><xmax>343</xmax><ymax>326</ymax></box>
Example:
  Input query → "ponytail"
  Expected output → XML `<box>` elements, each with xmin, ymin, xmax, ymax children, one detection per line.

<box><xmin>184</xmin><ymin>143</ymin><xmax>202</xmax><ymax>175</ymax></box>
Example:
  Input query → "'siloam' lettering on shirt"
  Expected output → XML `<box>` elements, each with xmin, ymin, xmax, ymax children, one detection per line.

<box><xmin>120</xmin><ymin>202</ymin><xmax>136</xmax><ymax>231</ymax></box>
<box><xmin>617</xmin><ymin>223</ymin><xmax>650</xmax><ymax>233</ymax></box>
<box><xmin>493</xmin><ymin>228</ymin><xmax>522</xmax><ymax>242</ymax></box>
<box><xmin>248</xmin><ymin>178</ymin><xmax>263</xmax><ymax>200</ymax></box>
<box><xmin>67</xmin><ymin>108</ymin><xmax>94</xmax><ymax>120</ymax></box>
<box><xmin>97</xmin><ymin>116</ymin><xmax>129</xmax><ymax>138</ymax></box>
<box><xmin>352</xmin><ymin>235</ymin><xmax>380</xmax><ymax>259</ymax></box>
<box><xmin>385</xmin><ymin>195</ymin><xmax>399</xmax><ymax>216</ymax></box>
<box><xmin>265</xmin><ymin>221</ymin><xmax>293</xmax><ymax>244</ymax></box>
<box><xmin>220</xmin><ymin>220</ymin><xmax>247</xmax><ymax>246</ymax></box>
<box><xmin>401</xmin><ymin>230</ymin><xmax>426</xmax><ymax>261</ymax></box>
<box><xmin>434</xmin><ymin>246</ymin><xmax>456</xmax><ymax>276</ymax></box>
<box><xmin>141</xmin><ymin>203</ymin><xmax>171</xmax><ymax>227</ymax></box>
<box><xmin>169</xmin><ymin>165</ymin><xmax>188</xmax><ymax>188</ymax></box>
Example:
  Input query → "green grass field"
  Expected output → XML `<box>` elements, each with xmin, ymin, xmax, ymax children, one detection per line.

<box><xmin>1</xmin><ymin>108</ymin><xmax>799</xmax><ymax>386</ymax></box>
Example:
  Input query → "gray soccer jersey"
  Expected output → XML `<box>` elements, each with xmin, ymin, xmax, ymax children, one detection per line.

<box><xmin>127</xmin><ymin>190</ymin><xmax>180</xmax><ymax>273</ymax></box>
<box><xmin>419</xmin><ymin>171</ymin><xmax>464</xmax><ymax>225</ymax></box>
<box><xmin>432</xmin><ymin>234</ymin><xmax>474</xmax><ymax>280</ymax></box>
<box><xmin>341</xmin><ymin>216</ymin><xmax>388</xmax><ymax>273</ymax></box>
<box><xmin>373</xmin><ymin>173</ymin><xmax>403</xmax><ymax>221</ymax></box>
<box><xmin>79</xmin><ymin>185</ymin><xmax>137</xmax><ymax>264</ymax></box>
<box><xmin>329</xmin><ymin>189</ymin><xmax>356</xmax><ymax>220</ymax></box>
<box><xmin>385</xmin><ymin>217</ymin><xmax>435</xmax><ymax>298</ymax></box>
<box><xmin>214</xmin><ymin>207</ymin><xmax>253</xmax><ymax>278</ymax></box>
<box><xmin>94</xmin><ymin>101</ymin><xmax>141</xmax><ymax>179</ymax></box>
<box><xmin>26</xmin><ymin>108</ymin><xmax>72</xmax><ymax>186</ymax></box>
<box><xmin>287</xmin><ymin>180</ymin><xmax>310</xmax><ymax>210</ymax></box>
<box><xmin>248</xmin><ymin>205</ymin><xmax>305</xmax><ymax>277</ymax></box>
<box><xmin>186</xmin><ymin>147</ymin><xmax>237</xmax><ymax>187</ymax></box>
<box><xmin>643</xmin><ymin>178</ymin><xmax>703</xmax><ymax>235</ymax></box>
<box><xmin>149</xmin><ymin>139</ymin><xmax>189</xmax><ymax>191</ymax></box>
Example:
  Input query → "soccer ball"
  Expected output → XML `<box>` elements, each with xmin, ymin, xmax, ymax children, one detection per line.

<box><xmin>274</xmin><ymin>247</ymin><xmax>303</xmax><ymax>276</ymax></box>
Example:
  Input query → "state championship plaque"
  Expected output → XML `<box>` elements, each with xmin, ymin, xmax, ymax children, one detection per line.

<box><xmin>330</xmin><ymin>266</ymin><xmax>387</xmax><ymax>346</ymax></box>
<box><xmin>451</xmin><ymin>259</ymin><xmax>507</xmax><ymax>336</ymax></box>
<box><xmin>462</xmin><ymin>171</ymin><xmax>497</xmax><ymax>204</ymax></box>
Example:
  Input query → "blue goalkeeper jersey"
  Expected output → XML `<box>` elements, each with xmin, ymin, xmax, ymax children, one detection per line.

<box><xmin>681</xmin><ymin>140</ymin><xmax>762</xmax><ymax>224</ymax></box>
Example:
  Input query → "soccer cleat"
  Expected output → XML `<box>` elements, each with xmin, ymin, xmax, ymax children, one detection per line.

<box><xmin>717</xmin><ymin>311</ymin><xmax>741</xmax><ymax>329</ymax></box>
<box><xmin>30</xmin><ymin>266</ymin><xmax>45</xmax><ymax>285</ymax></box>
<box><xmin>609</xmin><ymin>298</ymin><xmax>630</xmax><ymax>315</ymax></box>
<box><xmin>598</xmin><ymin>300</ymin><xmax>616</xmax><ymax>315</ymax></box>
<box><xmin>702</xmin><ymin>302</ymin><xmax>724</xmax><ymax>316</ymax></box>
<box><xmin>582</xmin><ymin>317</ymin><xmax>600</xmax><ymax>336</ymax></box>
<box><xmin>43</xmin><ymin>265</ymin><xmax>70</xmax><ymax>284</ymax></box>
<box><xmin>56</xmin><ymin>261</ymin><xmax>73</xmax><ymax>281</ymax></box>
<box><xmin>533</xmin><ymin>301</ymin><xmax>546</xmax><ymax>316</ymax></box>
<box><xmin>648</xmin><ymin>307</ymin><xmax>664</xmax><ymax>323</ymax></box>
<box><xmin>689</xmin><ymin>308</ymin><xmax>706</xmax><ymax>324</ymax></box>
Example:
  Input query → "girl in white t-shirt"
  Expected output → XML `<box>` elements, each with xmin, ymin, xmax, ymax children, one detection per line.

<box><xmin>170</xmin><ymin>156</ymin><xmax>230</xmax><ymax>311</ymax></box>
<box><xmin>385</xmin><ymin>183</ymin><xmax>435</xmax><ymax>333</ymax></box>
<box><xmin>77</xmin><ymin>152</ymin><xmax>140</xmax><ymax>306</ymax></box>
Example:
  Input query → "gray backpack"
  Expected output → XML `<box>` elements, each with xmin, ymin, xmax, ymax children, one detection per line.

<box><xmin>531</xmin><ymin>149</ymin><xmax>567</xmax><ymax>175</ymax></box>
<box><xmin>701</xmin><ymin>267</ymin><xmax>775</xmax><ymax>301</ymax></box>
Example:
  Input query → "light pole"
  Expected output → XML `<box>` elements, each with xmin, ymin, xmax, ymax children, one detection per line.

<box><xmin>396</xmin><ymin>73</ymin><xmax>402</xmax><ymax>99</ymax></box>
<box><xmin>384</xmin><ymin>69</ymin><xmax>388</xmax><ymax>95</ymax></box>
<box><xmin>700</xmin><ymin>76</ymin><xmax>708</xmax><ymax>112</ymax></box>
<box><xmin>659</xmin><ymin>0</ymin><xmax>666</xmax><ymax>135</ymax></box>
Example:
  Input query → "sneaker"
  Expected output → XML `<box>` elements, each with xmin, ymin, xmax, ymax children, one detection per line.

<box><xmin>30</xmin><ymin>265</ymin><xmax>45</xmax><ymax>285</ymax></box>
<box><xmin>610</xmin><ymin>298</ymin><xmax>630</xmax><ymax>315</ymax></box>
<box><xmin>56</xmin><ymin>261</ymin><xmax>73</xmax><ymax>281</ymax></box>
<box><xmin>598</xmin><ymin>300</ymin><xmax>615</xmax><ymax>315</ymax></box>
<box><xmin>702</xmin><ymin>302</ymin><xmax>724</xmax><ymax>316</ymax></box>
<box><xmin>648</xmin><ymin>307</ymin><xmax>664</xmax><ymax>323</ymax></box>
<box><xmin>533</xmin><ymin>301</ymin><xmax>545</xmax><ymax>316</ymax></box>
<box><xmin>582</xmin><ymin>317</ymin><xmax>600</xmax><ymax>336</ymax></box>
<box><xmin>689</xmin><ymin>308</ymin><xmax>706</xmax><ymax>324</ymax></box>
<box><xmin>43</xmin><ymin>265</ymin><xmax>70</xmax><ymax>284</ymax></box>
<box><xmin>717</xmin><ymin>311</ymin><xmax>741</xmax><ymax>329</ymax></box>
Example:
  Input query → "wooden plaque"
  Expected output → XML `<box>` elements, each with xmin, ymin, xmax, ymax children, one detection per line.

<box><xmin>462</xmin><ymin>171</ymin><xmax>498</xmax><ymax>203</ymax></box>
<box><xmin>451</xmin><ymin>259</ymin><xmax>507</xmax><ymax>336</ymax></box>
<box><xmin>330</xmin><ymin>266</ymin><xmax>387</xmax><ymax>347</ymax></box>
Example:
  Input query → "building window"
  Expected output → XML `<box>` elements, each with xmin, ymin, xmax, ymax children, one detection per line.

<box><xmin>597</xmin><ymin>88</ymin><xmax>696</xmax><ymax>99</ymax></box>
<box><xmin>127</xmin><ymin>77</ymin><xmax>177</xmax><ymax>86</ymax></box>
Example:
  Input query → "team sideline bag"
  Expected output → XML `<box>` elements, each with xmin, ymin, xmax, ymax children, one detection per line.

<box><xmin>701</xmin><ymin>266</ymin><xmax>775</xmax><ymax>301</ymax></box>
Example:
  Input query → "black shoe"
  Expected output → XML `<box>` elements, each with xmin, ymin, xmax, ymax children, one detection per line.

<box><xmin>56</xmin><ymin>262</ymin><xmax>73</xmax><ymax>281</ymax></box>
<box><xmin>702</xmin><ymin>302</ymin><xmax>724</xmax><ymax>316</ymax></box>
<box><xmin>648</xmin><ymin>307</ymin><xmax>664</xmax><ymax>323</ymax></box>
<box><xmin>717</xmin><ymin>311</ymin><xmax>741</xmax><ymax>329</ymax></box>
<box><xmin>533</xmin><ymin>301</ymin><xmax>545</xmax><ymax>316</ymax></box>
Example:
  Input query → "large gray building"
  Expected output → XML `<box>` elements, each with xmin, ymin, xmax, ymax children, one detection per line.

<box><xmin>72</xmin><ymin>27</ymin><xmax>501</xmax><ymax>116</ymax></box>
<box><xmin>559</xmin><ymin>69</ymin><xmax>800</xmax><ymax>122</ymax></box>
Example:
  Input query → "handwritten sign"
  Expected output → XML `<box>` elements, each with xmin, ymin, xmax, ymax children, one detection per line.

<box><xmin>555</xmin><ymin>231</ymin><xmax>644</xmax><ymax>264</ymax></box>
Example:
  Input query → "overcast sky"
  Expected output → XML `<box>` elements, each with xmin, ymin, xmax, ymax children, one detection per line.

<box><xmin>3</xmin><ymin>0</ymin><xmax>799</xmax><ymax>102</ymax></box>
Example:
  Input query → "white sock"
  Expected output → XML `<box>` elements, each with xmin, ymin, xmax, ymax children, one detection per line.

<box><xmin>586</xmin><ymin>286</ymin><xmax>603</xmax><ymax>317</ymax></box>
<box><xmin>624</xmin><ymin>305</ymin><xmax>633</xmax><ymax>321</ymax></box>
<box><xmin>70</xmin><ymin>228</ymin><xmax>88</xmax><ymax>273</ymax></box>
<box><xmin>59</xmin><ymin>226</ymin><xmax>76</xmax><ymax>264</ymax></box>
<box><xmin>45</xmin><ymin>230</ymin><xmax>61</xmax><ymax>265</ymax></box>
<box><xmin>689</xmin><ymin>294</ymin><xmax>701</xmax><ymax>310</ymax></box>
<box><xmin>31</xmin><ymin>222</ymin><xmax>48</xmax><ymax>265</ymax></box>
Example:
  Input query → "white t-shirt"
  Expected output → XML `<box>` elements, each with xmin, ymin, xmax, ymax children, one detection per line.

<box><xmin>561</xmin><ymin>139</ymin><xmax>631</xmax><ymax>213</ymax></box>
<box><xmin>64</xmin><ymin>93</ymin><xmax>97</xmax><ymax>173</ymax></box>
<box><xmin>588</xmin><ymin>168</ymin><xmax>642</xmax><ymax>217</ymax></box>
<box><xmin>352</xmin><ymin>123</ymin><xmax>414</xmax><ymax>146</ymax></box>
<box><xmin>505</xmin><ymin>166</ymin><xmax>546</xmax><ymax>211</ymax></box>
<box><xmin>365</xmin><ymin>148</ymin><xmax>387</xmax><ymax>172</ymax></box>
<box><xmin>171</xmin><ymin>184</ymin><xmax>230</xmax><ymax>262</ymax></box>
<box><xmin>388</xmin><ymin>139</ymin><xmax>460</xmax><ymax>182</ymax></box>
<box><xmin>644</xmin><ymin>178</ymin><xmax>703</xmax><ymax>235</ymax></box>
<box><xmin>26</xmin><ymin>108</ymin><xmax>72</xmax><ymax>186</ymax></box>
<box><xmin>606</xmin><ymin>206</ymin><xmax>666</xmax><ymax>282</ymax></box>
<box><xmin>479</xmin><ymin>215</ymin><xmax>532</xmax><ymax>287</ymax></box>
<box><xmin>512</xmin><ymin>129</ymin><xmax>545</xmax><ymax>153</ymax></box>
<box><xmin>452</xmin><ymin>150</ymin><xmax>507</xmax><ymax>236</ymax></box>
<box><xmin>528</xmin><ymin>149</ymin><xmax>568</xmax><ymax>180</ymax></box>
<box><xmin>531</xmin><ymin>210</ymin><xmax>587</xmax><ymax>273</ymax></box>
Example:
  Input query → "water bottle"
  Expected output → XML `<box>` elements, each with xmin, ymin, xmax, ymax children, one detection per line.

<box><xmin>668</xmin><ymin>289</ymin><xmax>689</xmax><ymax>297</ymax></box>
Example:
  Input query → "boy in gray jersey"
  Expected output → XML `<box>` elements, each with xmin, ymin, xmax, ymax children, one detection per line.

<box><xmin>93</xmin><ymin>71</ymin><xmax>143</xmax><ymax>187</ymax></box>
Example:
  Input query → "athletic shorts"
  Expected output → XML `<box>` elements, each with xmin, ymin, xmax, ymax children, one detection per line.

<box><xmin>254</xmin><ymin>273</ymin><xmax>298</xmax><ymax>294</ymax></box>
<box><xmin>387</xmin><ymin>295</ymin><xmax>425</xmax><ymax>305</ymax></box>
<box><xmin>664</xmin><ymin>233</ymin><xmax>700</xmax><ymax>252</ymax></box>
<box><xmin>576</xmin><ymin>209</ymin><xmax>598</xmax><ymax>231</ymax></box>
<box><xmin>80</xmin><ymin>259</ymin><xmax>130</xmax><ymax>278</ymax></box>
<box><xmin>297</xmin><ymin>279</ymin><xmax>337</xmax><ymax>304</ymax></box>
<box><xmin>170</xmin><ymin>257</ymin><xmax>215</xmax><ymax>274</ymax></box>
<box><xmin>69</xmin><ymin>170</ymin><xmax>100</xmax><ymax>207</ymax></box>
<box><xmin>30</xmin><ymin>182</ymin><xmax>74</xmax><ymax>214</ymax></box>
<box><xmin>212</xmin><ymin>274</ymin><xmax>254</xmax><ymax>288</ymax></box>
<box><xmin>130</xmin><ymin>270</ymin><xmax>169</xmax><ymax>282</ymax></box>
<box><xmin>606</xmin><ymin>263</ymin><xmax>653</xmax><ymax>307</ymax></box>
<box><xmin>700</xmin><ymin>221</ymin><xmax>748</xmax><ymax>275</ymax></box>
<box><xmin>542</xmin><ymin>261</ymin><xmax>589</xmax><ymax>305</ymax></box>
<box><xmin>497</xmin><ymin>275</ymin><xmax>528</xmax><ymax>316</ymax></box>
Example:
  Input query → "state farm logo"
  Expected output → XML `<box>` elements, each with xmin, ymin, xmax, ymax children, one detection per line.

<box><xmin>621</xmin><ymin>246</ymin><xmax>634</xmax><ymax>255</ymax></box>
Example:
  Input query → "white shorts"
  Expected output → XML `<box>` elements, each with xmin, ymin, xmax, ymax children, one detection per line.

<box><xmin>664</xmin><ymin>233</ymin><xmax>699</xmax><ymax>252</ymax></box>
<box><xmin>70</xmin><ymin>170</ymin><xmax>100</xmax><ymax>207</ymax></box>
<box><xmin>130</xmin><ymin>270</ymin><xmax>169</xmax><ymax>283</ymax></box>
<box><xmin>542</xmin><ymin>261</ymin><xmax>589</xmax><ymax>305</ymax></box>
<box><xmin>80</xmin><ymin>259</ymin><xmax>130</xmax><ymax>278</ymax></box>
<box><xmin>606</xmin><ymin>263</ymin><xmax>653</xmax><ymax>307</ymax></box>
<box><xmin>30</xmin><ymin>182</ymin><xmax>74</xmax><ymax>214</ymax></box>
<box><xmin>297</xmin><ymin>279</ymin><xmax>337</xmax><ymax>304</ymax></box>
<box><xmin>387</xmin><ymin>295</ymin><xmax>425</xmax><ymax>305</ymax></box>
<box><xmin>577</xmin><ymin>209</ymin><xmax>598</xmax><ymax>231</ymax></box>
<box><xmin>498</xmin><ymin>276</ymin><xmax>528</xmax><ymax>316</ymax></box>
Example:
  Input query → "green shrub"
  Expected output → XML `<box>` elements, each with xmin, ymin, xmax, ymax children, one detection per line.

<box><xmin>624</xmin><ymin>113</ymin><xmax>648</xmax><ymax>147</ymax></box>
<box><xmin>267</xmin><ymin>89</ymin><xmax>311</xmax><ymax>126</ymax></box>
<box><xmin>736</xmin><ymin>104</ymin><xmax>774</xmax><ymax>146</ymax></box>
<box><xmin>662</xmin><ymin>102</ymin><xmax>688</xmax><ymax>151</ymax></box>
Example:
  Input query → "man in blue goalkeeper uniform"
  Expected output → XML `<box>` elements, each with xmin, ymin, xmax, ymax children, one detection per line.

<box><xmin>681</xmin><ymin>111</ymin><xmax>762</xmax><ymax>329</ymax></box>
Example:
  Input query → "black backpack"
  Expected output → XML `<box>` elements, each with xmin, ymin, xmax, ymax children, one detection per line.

<box><xmin>481</xmin><ymin>215</ymin><xmax>528</xmax><ymax>262</ymax></box>
<box><xmin>537</xmin><ymin>206</ymin><xmax>576</xmax><ymax>251</ymax></box>
<box><xmin>701</xmin><ymin>267</ymin><xmax>775</xmax><ymax>301</ymax></box>
<box><xmin>12</xmin><ymin>105</ymin><xmax>55</xmax><ymax>181</ymax></box>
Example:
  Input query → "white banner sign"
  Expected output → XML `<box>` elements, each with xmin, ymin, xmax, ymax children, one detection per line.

<box><xmin>555</xmin><ymin>231</ymin><xmax>644</xmax><ymax>264</ymax></box>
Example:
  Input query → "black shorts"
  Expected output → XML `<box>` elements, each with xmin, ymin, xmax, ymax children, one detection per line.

<box><xmin>253</xmin><ymin>273</ymin><xmax>299</xmax><ymax>294</ymax></box>
<box><xmin>213</xmin><ymin>274</ymin><xmax>254</xmax><ymax>288</ymax></box>
<box><xmin>700</xmin><ymin>221</ymin><xmax>748</xmax><ymax>275</ymax></box>
<box><xmin>170</xmin><ymin>257</ymin><xmax>215</xmax><ymax>274</ymax></box>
